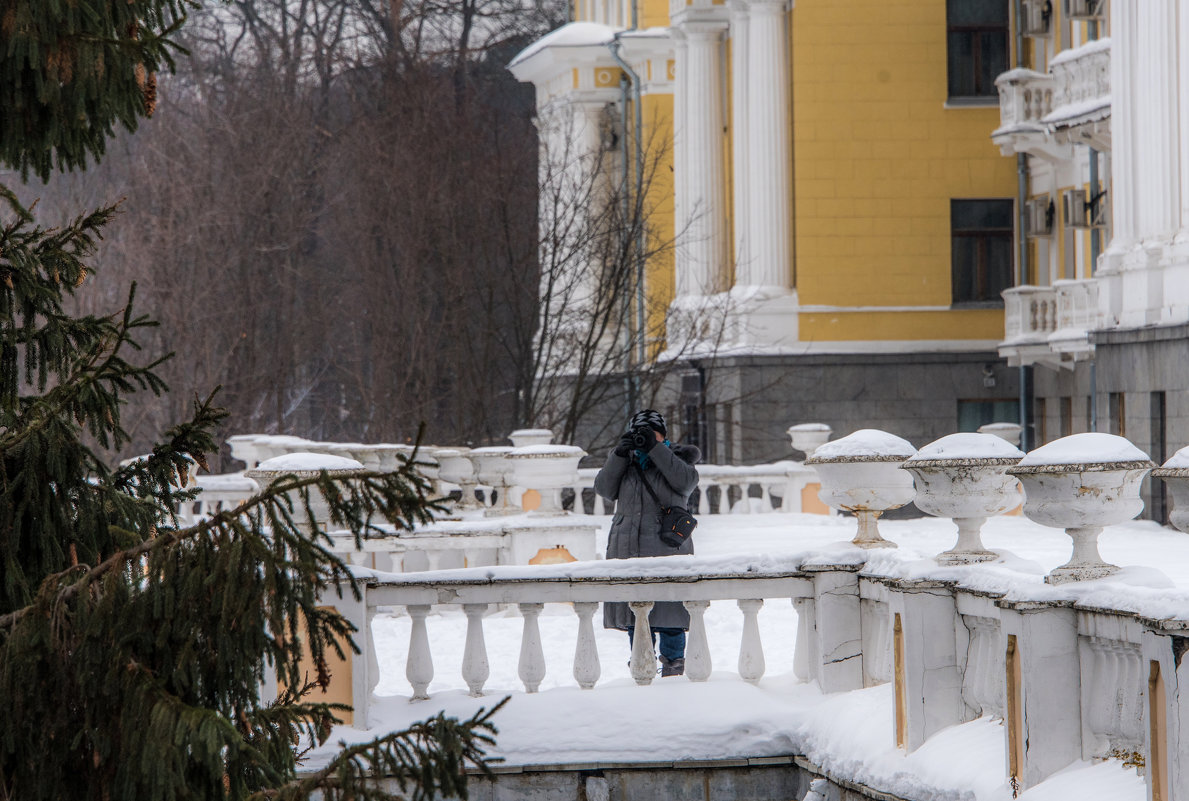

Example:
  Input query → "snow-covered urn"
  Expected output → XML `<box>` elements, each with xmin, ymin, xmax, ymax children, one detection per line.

<box><xmin>470</xmin><ymin>446</ymin><xmax>515</xmax><ymax>514</ymax></box>
<box><xmin>506</xmin><ymin>445</ymin><xmax>585</xmax><ymax>515</ymax></box>
<box><xmin>805</xmin><ymin>429</ymin><xmax>917</xmax><ymax>548</ymax></box>
<box><xmin>227</xmin><ymin>435</ymin><xmax>267</xmax><ymax>470</ymax></box>
<box><xmin>245</xmin><ymin>452</ymin><xmax>366</xmax><ymax>535</ymax></box>
<box><xmin>1006</xmin><ymin>433</ymin><xmax>1154</xmax><ymax>584</ymax></box>
<box><xmin>1151</xmin><ymin>446</ymin><xmax>1189</xmax><ymax>533</ymax></box>
<box><xmin>977</xmin><ymin>422</ymin><xmax>1023</xmax><ymax>447</ymax></box>
<box><xmin>901</xmin><ymin>433</ymin><xmax>1024</xmax><ymax>565</ymax></box>
<box><xmin>435</xmin><ymin>448</ymin><xmax>481</xmax><ymax>511</ymax></box>
<box><xmin>787</xmin><ymin>423</ymin><xmax>832</xmax><ymax>457</ymax></box>
<box><xmin>508</xmin><ymin>428</ymin><xmax>554</xmax><ymax>448</ymax></box>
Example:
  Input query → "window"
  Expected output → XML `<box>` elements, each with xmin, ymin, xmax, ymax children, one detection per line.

<box><xmin>957</xmin><ymin>399</ymin><xmax>1019</xmax><ymax>432</ymax></box>
<box><xmin>947</xmin><ymin>0</ymin><xmax>1009</xmax><ymax>100</ymax></box>
<box><xmin>952</xmin><ymin>199</ymin><xmax>1014</xmax><ymax>304</ymax></box>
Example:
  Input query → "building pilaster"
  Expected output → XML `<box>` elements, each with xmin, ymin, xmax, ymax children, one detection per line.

<box><xmin>681</xmin><ymin>21</ymin><xmax>729</xmax><ymax>296</ymax></box>
<box><xmin>728</xmin><ymin>0</ymin><xmax>750</xmax><ymax>281</ymax></box>
<box><xmin>741</xmin><ymin>0</ymin><xmax>792</xmax><ymax>293</ymax></box>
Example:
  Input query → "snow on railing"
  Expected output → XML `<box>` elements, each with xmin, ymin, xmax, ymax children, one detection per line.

<box><xmin>289</xmin><ymin>431</ymin><xmax>1189</xmax><ymax>801</ymax></box>
<box><xmin>309</xmin><ymin>541</ymin><xmax>1189</xmax><ymax>800</ymax></box>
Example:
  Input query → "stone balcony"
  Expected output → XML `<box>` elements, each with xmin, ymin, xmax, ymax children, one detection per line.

<box><xmin>1000</xmin><ymin>279</ymin><xmax>1098</xmax><ymax>368</ymax></box>
<box><xmin>993</xmin><ymin>38</ymin><xmax>1110</xmax><ymax>159</ymax></box>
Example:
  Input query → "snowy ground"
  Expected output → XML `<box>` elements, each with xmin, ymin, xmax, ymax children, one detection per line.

<box><xmin>318</xmin><ymin>511</ymin><xmax>1184</xmax><ymax>801</ymax></box>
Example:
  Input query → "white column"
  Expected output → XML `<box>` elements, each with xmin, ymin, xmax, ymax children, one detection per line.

<box><xmin>673</xmin><ymin>31</ymin><xmax>691</xmax><ymax>296</ymax></box>
<box><xmin>743</xmin><ymin>0</ymin><xmax>793</xmax><ymax>292</ymax></box>
<box><xmin>1143</xmin><ymin>1</ymin><xmax>1178</xmax><ymax>240</ymax></box>
<box><xmin>1178</xmin><ymin>0</ymin><xmax>1189</xmax><ymax>238</ymax></box>
<box><xmin>728</xmin><ymin>0</ymin><xmax>750</xmax><ymax>278</ymax></box>
<box><xmin>1106</xmin><ymin>1</ymin><xmax>1135</xmax><ymax>249</ymax></box>
<box><xmin>683</xmin><ymin>22</ymin><xmax>729</xmax><ymax>296</ymax></box>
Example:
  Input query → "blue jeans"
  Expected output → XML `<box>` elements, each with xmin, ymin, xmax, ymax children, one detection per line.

<box><xmin>627</xmin><ymin>626</ymin><xmax>686</xmax><ymax>661</ymax></box>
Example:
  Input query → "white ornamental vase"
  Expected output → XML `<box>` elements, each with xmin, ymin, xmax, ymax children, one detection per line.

<box><xmin>787</xmin><ymin>423</ymin><xmax>832</xmax><ymax>457</ymax></box>
<box><xmin>806</xmin><ymin>429</ymin><xmax>917</xmax><ymax>548</ymax></box>
<box><xmin>245</xmin><ymin>452</ymin><xmax>367</xmax><ymax>535</ymax></box>
<box><xmin>509</xmin><ymin>429</ymin><xmax>554</xmax><ymax>448</ymax></box>
<box><xmin>902</xmin><ymin>433</ymin><xmax>1025</xmax><ymax>565</ymax></box>
<box><xmin>1006</xmin><ymin>433</ymin><xmax>1154</xmax><ymax>584</ymax></box>
<box><xmin>435</xmin><ymin>448</ymin><xmax>481</xmax><ymax>511</ymax></box>
<box><xmin>506</xmin><ymin>445</ymin><xmax>585</xmax><ymax>515</ymax></box>
<box><xmin>470</xmin><ymin>446</ymin><xmax>515</xmax><ymax>513</ymax></box>
<box><xmin>1150</xmin><ymin>446</ymin><xmax>1189</xmax><ymax>533</ymax></box>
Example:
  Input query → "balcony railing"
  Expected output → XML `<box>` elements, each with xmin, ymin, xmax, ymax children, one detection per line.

<box><xmin>1000</xmin><ymin>282</ymin><xmax>1097</xmax><ymax>367</ymax></box>
<box><xmin>993</xmin><ymin>38</ymin><xmax>1111</xmax><ymax>157</ymax></box>
<box><xmin>1044</xmin><ymin>37</ymin><xmax>1111</xmax><ymax>149</ymax></box>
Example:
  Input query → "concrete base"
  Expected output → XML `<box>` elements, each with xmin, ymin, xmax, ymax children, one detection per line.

<box><xmin>371</xmin><ymin>757</ymin><xmax>919</xmax><ymax>801</ymax></box>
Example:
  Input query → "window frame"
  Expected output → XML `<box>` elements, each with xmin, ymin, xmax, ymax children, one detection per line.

<box><xmin>946</xmin><ymin>0</ymin><xmax>1010</xmax><ymax>101</ymax></box>
<box><xmin>950</xmin><ymin>198</ymin><xmax>1015</xmax><ymax>307</ymax></box>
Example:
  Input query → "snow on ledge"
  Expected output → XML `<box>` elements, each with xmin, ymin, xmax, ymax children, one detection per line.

<box><xmin>509</xmin><ymin>22</ymin><xmax>620</xmax><ymax>67</ymax></box>
<box><xmin>253</xmin><ymin>452</ymin><xmax>364</xmax><ymax>472</ymax></box>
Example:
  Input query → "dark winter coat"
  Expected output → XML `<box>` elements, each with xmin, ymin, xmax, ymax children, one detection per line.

<box><xmin>595</xmin><ymin>442</ymin><xmax>701</xmax><ymax>631</ymax></box>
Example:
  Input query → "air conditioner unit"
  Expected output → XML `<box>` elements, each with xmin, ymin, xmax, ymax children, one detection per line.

<box><xmin>1026</xmin><ymin>196</ymin><xmax>1055</xmax><ymax>237</ymax></box>
<box><xmin>1063</xmin><ymin>188</ymin><xmax>1090</xmax><ymax>228</ymax></box>
<box><xmin>1064</xmin><ymin>0</ymin><xmax>1104</xmax><ymax>20</ymax></box>
<box><xmin>1020</xmin><ymin>0</ymin><xmax>1052</xmax><ymax>37</ymax></box>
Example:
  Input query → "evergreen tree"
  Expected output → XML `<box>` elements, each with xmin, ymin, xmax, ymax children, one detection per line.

<box><xmin>1</xmin><ymin>0</ymin><xmax>187</xmax><ymax>181</ymax></box>
<box><xmin>0</xmin><ymin>2</ymin><xmax>503</xmax><ymax>799</ymax></box>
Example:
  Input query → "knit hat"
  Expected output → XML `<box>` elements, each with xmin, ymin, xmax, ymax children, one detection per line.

<box><xmin>628</xmin><ymin>409</ymin><xmax>667</xmax><ymax>437</ymax></box>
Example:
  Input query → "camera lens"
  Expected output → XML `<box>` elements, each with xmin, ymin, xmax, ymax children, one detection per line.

<box><xmin>630</xmin><ymin>428</ymin><xmax>650</xmax><ymax>449</ymax></box>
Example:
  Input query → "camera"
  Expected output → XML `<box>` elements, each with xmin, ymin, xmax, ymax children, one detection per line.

<box><xmin>628</xmin><ymin>426</ymin><xmax>652</xmax><ymax>450</ymax></box>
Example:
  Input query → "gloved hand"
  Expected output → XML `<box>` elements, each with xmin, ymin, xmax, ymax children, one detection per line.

<box><xmin>637</xmin><ymin>428</ymin><xmax>659</xmax><ymax>453</ymax></box>
<box><xmin>614</xmin><ymin>432</ymin><xmax>635</xmax><ymax>457</ymax></box>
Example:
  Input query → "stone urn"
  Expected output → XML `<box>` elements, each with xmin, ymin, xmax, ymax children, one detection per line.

<box><xmin>805</xmin><ymin>429</ymin><xmax>917</xmax><ymax>548</ymax></box>
<box><xmin>509</xmin><ymin>428</ymin><xmax>554</xmax><ymax>448</ymax></box>
<box><xmin>506</xmin><ymin>445</ymin><xmax>585</xmax><ymax>515</ymax></box>
<box><xmin>901</xmin><ymin>433</ymin><xmax>1024</xmax><ymax>565</ymax></box>
<box><xmin>1151</xmin><ymin>446</ymin><xmax>1189</xmax><ymax>533</ymax></box>
<box><xmin>470</xmin><ymin>446</ymin><xmax>515</xmax><ymax>513</ymax></box>
<box><xmin>435</xmin><ymin>448</ymin><xmax>482</xmax><ymax>511</ymax></box>
<box><xmin>246</xmin><ymin>452</ymin><xmax>366</xmax><ymax>535</ymax></box>
<box><xmin>977</xmin><ymin>422</ymin><xmax>1023</xmax><ymax>447</ymax></box>
<box><xmin>1006</xmin><ymin>433</ymin><xmax>1154</xmax><ymax>584</ymax></box>
<box><xmin>227</xmin><ymin>435</ymin><xmax>267</xmax><ymax>470</ymax></box>
<box><xmin>787</xmin><ymin>423</ymin><xmax>832</xmax><ymax>457</ymax></box>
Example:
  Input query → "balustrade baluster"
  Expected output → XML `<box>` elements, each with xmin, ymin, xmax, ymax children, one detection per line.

<box><xmin>698</xmin><ymin>486</ymin><xmax>710</xmax><ymax>515</ymax></box>
<box><xmin>760</xmin><ymin>484</ymin><xmax>774</xmax><ymax>513</ymax></box>
<box><xmin>406</xmin><ymin>604</ymin><xmax>434</xmax><ymax>700</ymax></box>
<box><xmin>793</xmin><ymin>597</ymin><xmax>815</xmax><ymax>681</ymax></box>
<box><xmin>462</xmin><ymin>604</ymin><xmax>490</xmax><ymax>697</ymax></box>
<box><xmin>426</xmin><ymin>550</ymin><xmax>444</xmax><ymax>572</ymax></box>
<box><xmin>572</xmin><ymin>602</ymin><xmax>601</xmax><ymax>689</ymax></box>
<box><xmin>518</xmin><ymin>602</ymin><xmax>547</xmax><ymax>693</ymax></box>
<box><xmin>683</xmin><ymin>600</ymin><xmax>713</xmax><ymax>682</ymax></box>
<box><xmin>738</xmin><ymin>598</ymin><xmax>765</xmax><ymax>684</ymax></box>
<box><xmin>628</xmin><ymin>601</ymin><xmax>656</xmax><ymax>685</ymax></box>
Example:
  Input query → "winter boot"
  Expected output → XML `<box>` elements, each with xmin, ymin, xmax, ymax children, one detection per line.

<box><xmin>659</xmin><ymin>655</ymin><xmax>685</xmax><ymax>677</ymax></box>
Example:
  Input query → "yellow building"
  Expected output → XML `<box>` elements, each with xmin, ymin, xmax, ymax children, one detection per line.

<box><xmin>511</xmin><ymin>0</ymin><xmax>1024</xmax><ymax>462</ymax></box>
